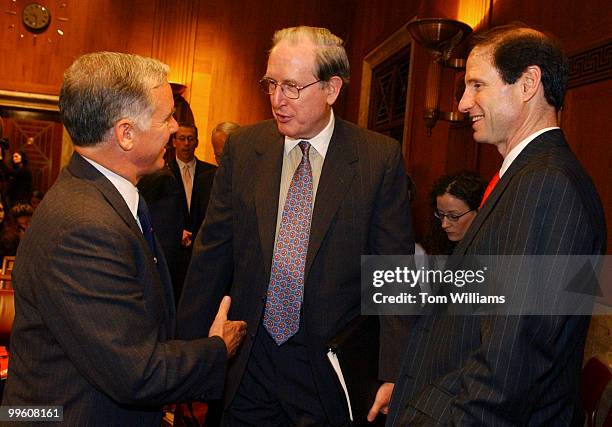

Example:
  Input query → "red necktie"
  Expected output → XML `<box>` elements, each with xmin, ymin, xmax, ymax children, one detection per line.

<box><xmin>480</xmin><ymin>172</ymin><xmax>500</xmax><ymax>208</ymax></box>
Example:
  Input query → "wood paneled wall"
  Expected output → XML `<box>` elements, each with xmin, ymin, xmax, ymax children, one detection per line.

<box><xmin>1</xmin><ymin>0</ymin><xmax>609</xmax><ymax>243</ymax></box>
<box><xmin>0</xmin><ymin>0</ymin><xmax>352</xmax><ymax>164</ymax></box>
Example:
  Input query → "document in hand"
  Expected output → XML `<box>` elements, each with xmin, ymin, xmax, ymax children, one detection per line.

<box><xmin>327</xmin><ymin>315</ymin><xmax>380</xmax><ymax>424</ymax></box>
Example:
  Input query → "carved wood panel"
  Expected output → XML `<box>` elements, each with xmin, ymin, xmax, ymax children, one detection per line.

<box><xmin>1</xmin><ymin>112</ymin><xmax>63</xmax><ymax>195</ymax></box>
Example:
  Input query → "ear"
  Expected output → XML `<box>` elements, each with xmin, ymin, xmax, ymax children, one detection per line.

<box><xmin>113</xmin><ymin>119</ymin><xmax>135</xmax><ymax>151</ymax></box>
<box><xmin>325</xmin><ymin>76</ymin><xmax>343</xmax><ymax>105</ymax></box>
<box><xmin>520</xmin><ymin>65</ymin><xmax>542</xmax><ymax>103</ymax></box>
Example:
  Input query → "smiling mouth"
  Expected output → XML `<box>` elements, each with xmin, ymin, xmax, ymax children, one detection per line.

<box><xmin>470</xmin><ymin>114</ymin><xmax>484</xmax><ymax>123</ymax></box>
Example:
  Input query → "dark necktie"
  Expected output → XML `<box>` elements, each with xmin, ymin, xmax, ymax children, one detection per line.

<box><xmin>479</xmin><ymin>171</ymin><xmax>500</xmax><ymax>208</ymax></box>
<box><xmin>137</xmin><ymin>193</ymin><xmax>157</xmax><ymax>258</ymax></box>
<box><xmin>263</xmin><ymin>141</ymin><xmax>313</xmax><ymax>345</ymax></box>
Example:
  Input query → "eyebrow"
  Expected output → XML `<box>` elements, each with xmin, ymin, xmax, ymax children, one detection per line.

<box><xmin>264</xmin><ymin>76</ymin><xmax>299</xmax><ymax>86</ymax></box>
<box><xmin>465</xmin><ymin>78</ymin><xmax>484</xmax><ymax>85</ymax></box>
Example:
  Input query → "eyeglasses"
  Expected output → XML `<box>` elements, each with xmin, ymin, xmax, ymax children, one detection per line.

<box><xmin>175</xmin><ymin>135</ymin><xmax>196</xmax><ymax>142</ymax></box>
<box><xmin>434</xmin><ymin>209</ymin><xmax>474</xmax><ymax>222</ymax></box>
<box><xmin>259</xmin><ymin>77</ymin><xmax>322</xmax><ymax>99</ymax></box>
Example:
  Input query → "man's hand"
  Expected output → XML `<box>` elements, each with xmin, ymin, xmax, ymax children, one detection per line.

<box><xmin>208</xmin><ymin>296</ymin><xmax>247</xmax><ymax>358</ymax></box>
<box><xmin>367</xmin><ymin>382</ymin><xmax>394</xmax><ymax>422</ymax></box>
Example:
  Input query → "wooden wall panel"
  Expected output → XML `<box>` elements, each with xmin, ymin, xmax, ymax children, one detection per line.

<box><xmin>0</xmin><ymin>0</ymin><xmax>158</xmax><ymax>95</ymax></box>
<box><xmin>1</xmin><ymin>0</ymin><xmax>609</xmax><ymax>243</ymax></box>
<box><xmin>2</xmin><ymin>112</ymin><xmax>63</xmax><ymax>194</ymax></box>
<box><xmin>563</xmin><ymin>79</ymin><xmax>612</xmax><ymax>252</ymax></box>
<box><xmin>151</xmin><ymin>0</ymin><xmax>199</xmax><ymax>87</ymax></box>
<box><xmin>0</xmin><ymin>0</ymin><xmax>352</xmax><ymax>165</ymax></box>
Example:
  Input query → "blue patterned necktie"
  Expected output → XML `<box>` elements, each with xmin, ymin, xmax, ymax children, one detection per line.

<box><xmin>137</xmin><ymin>193</ymin><xmax>156</xmax><ymax>258</ymax></box>
<box><xmin>264</xmin><ymin>141</ymin><xmax>313</xmax><ymax>345</ymax></box>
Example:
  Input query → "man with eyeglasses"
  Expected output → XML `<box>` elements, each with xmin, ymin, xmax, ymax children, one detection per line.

<box><xmin>178</xmin><ymin>26</ymin><xmax>414</xmax><ymax>426</ymax></box>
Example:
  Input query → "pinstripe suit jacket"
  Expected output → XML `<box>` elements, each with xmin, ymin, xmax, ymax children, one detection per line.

<box><xmin>177</xmin><ymin>118</ymin><xmax>414</xmax><ymax>426</ymax></box>
<box><xmin>387</xmin><ymin>129</ymin><xmax>606</xmax><ymax>426</ymax></box>
<box><xmin>2</xmin><ymin>153</ymin><xmax>228</xmax><ymax>426</ymax></box>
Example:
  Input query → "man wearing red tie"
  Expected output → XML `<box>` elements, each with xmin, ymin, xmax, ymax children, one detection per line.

<box><xmin>387</xmin><ymin>24</ymin><xmax>606</xmax><ymax>425</ymax></box>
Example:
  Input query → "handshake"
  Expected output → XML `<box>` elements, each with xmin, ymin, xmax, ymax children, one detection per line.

<box><xmin>207</xmin><ymin>296</ymin><xmax>247</xmax><ymax>357</ymax></box>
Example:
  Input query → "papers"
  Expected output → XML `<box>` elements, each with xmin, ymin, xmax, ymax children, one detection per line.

<box><xmin>327</xmin><ymin>349</ymin><xmax>354</xmax><ymax>421</ymax></box>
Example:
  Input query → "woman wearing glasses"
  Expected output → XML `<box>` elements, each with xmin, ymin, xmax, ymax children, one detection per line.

<box><xmin>425</xmin><ymin>171</ymin><xmax>486</xmax><ymax>255</ymax></box>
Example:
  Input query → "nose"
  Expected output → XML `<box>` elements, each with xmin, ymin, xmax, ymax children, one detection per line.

<box><xmin>441</xmin><ymin>217</ymin><xmax>452</xmax><ymax>229</ymax></box>
<box><xmin>458</xmin><ymin>88</ymin><xmax>472</xmax><ymax>113</ymax></box>
<box><xmin>270</xmin><ymin>84</ymin><xmax>287</xmax><ymax>107</ymax></box>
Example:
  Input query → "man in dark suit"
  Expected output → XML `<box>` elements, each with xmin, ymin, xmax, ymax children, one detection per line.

<box><xmin>178</xmin><ymin>26</ymin><xmax>414</xmax><ymax>426</ymax></box>
<box><xmin>2</xmin><ymin>52</ymin><xmax>246</xmax><ymax>426</ymax></box>
<box><xmin>167</xmin><ymin>124</ymin><xmax>217</xmax><ymax>296</ymax></box>
<box><xmin>169</xmin><ymin>124</ymin><xmax>217</xmax><ymax>247</ymax></box>
<box><xmin>387</xmin><ymin>25</ymin><xmax>607</xmax><ymax>425</ymax></box>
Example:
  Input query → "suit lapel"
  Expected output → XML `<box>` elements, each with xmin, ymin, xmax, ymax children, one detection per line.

<box><xmin>190</xmin><ymin>160</ymin><xmax>202</xmax><ymax>219</ymax></box>
<box><xmin>254</xmin><ymin>125</ymin><xmax>285</xmax><ymax>278</ymax></box>
<box><xmin>67</xmin><ymin>153</ymin><xmax>142</xmax><ymax>237</ymax></box>
<box><xmin>305</xmin><ymin>119</ymin><xmax>357</xmax><ymax>278</ymax></box>
<box><xmin>67</xmin><ymin>153</ymin><xmax>175</xmax><ymax>337</ymax></box>
<box><xmin>168</xmin><ymin>158</ymin><xmax>190</xmax><ymax>221</ymax></box>
<box><xmin>451</xmin><ymin>130</ymin><xmax>565</xmax><ymax>259</ymax></box>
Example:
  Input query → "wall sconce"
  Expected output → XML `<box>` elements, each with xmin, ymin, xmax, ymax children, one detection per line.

<box><xmin>407</xmin><ymin>18</ymin><xmax>472</xmax><ymax>136</ymax></box>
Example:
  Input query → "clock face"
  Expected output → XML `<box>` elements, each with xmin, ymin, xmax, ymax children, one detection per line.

<box><xmin>22</xmin><ymin>3</ymin><xmax>52</xmax><ymax>32</ymax></box>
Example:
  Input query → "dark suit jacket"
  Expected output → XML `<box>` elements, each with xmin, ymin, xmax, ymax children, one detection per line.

<box><xmin>168</xmin><ymin>157</ymin><xmax>217</xmax><ymax>237</ymax></box>
<box><xmin>137</xmin><ymin>167</ymin><xmax>185</xmax><ymax>300</ymax></box>
<box><xmin>177</xmin><ymin>118</ymin><xmax>414</xmax><ymax>426</ymax></box>
<box><xmin>387</xmin><ymin>129</ymin><xmax>607</xmax><ymax>426</ymax></box>
<box><xmin>2</xmin><ymin>153</ymin><xmax>227</xmax><ymax>426</ymax></box>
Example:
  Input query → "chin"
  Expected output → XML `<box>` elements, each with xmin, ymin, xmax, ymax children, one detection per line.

<box><xmin>472</xmin><ymin>132</ymin><xmax>487</xmax><ymax>143</ymax></box>
<box><xmin>447</xmin><ymin>234</ymin><xmax>462</xmax><ymax>242</ymax></box>
<box><xmin>276</xmin><ymin>122</ymin><xmax>294</xmax><ymax>138</ymax></box>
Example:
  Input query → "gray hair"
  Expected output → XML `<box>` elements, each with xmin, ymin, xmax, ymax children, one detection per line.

<box><xmin>271</xmin><ymin>26</ymin><xmax>350</xmax><ymax>85</ymax></box>
<box><xmin>59</xmin><ymin>52</ymin><xmax>169</xmax><ymax>146</ymax></box>
<box><xmin>212</xmin><ymin>121</ymin><xmax>240</xmax><ymax>137</ymax></box>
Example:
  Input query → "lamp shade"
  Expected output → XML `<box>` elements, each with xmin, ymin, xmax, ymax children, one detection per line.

<box><xmin>407</xmin><ymin>18</ymin><xmax>472</xmax><ymax>62</ymax></box>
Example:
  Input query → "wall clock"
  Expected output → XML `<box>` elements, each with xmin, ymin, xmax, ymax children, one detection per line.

<box><xmin>22</xmin><ymin>2</ymin><xmax>51</xmax><ymax>33</ymax></box>
<box><xmin>4</xmin><ymin>1</ymin><xmax>69</xmax><ymax>44</ymax></box>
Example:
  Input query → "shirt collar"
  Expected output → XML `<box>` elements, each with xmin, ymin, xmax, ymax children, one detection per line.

<box><xmin>500</xmin><ymin>127</ymin><xmax>560</xmax><ymax>177</ymax></box>
<box><xmin>81</xmin><ymin>155</ymin><xmax>140</xmax><ymax>220</ymax></box>
<box><xmin>176</xmin><ymin>157</ymin><xmax>196</xmax><ymax>169</ymax></box>
<box><xmin>284</xmin><ymin>109</ymin><xmax>335</xmax><ymax>159</ymax></box>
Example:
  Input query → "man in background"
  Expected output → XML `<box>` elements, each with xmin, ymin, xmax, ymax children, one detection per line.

<box><xmin>211</xmin><ymin>121</ymin><xmax>240</xmax><ymax>165</ymax></box>
<box><xmin>178</xmin><ymin>26</ymin><xmax>414</xmax><ymax>426</ymax></box>
<box><xmin>3</xmin><ymin>52</ymin><xmax>246</xmax><ymax>425</ymax></box>
<box><xmin>168</xmin><ymin>123</ymin><xmax>217</xmax><ymax>294</ymax></box>
<box><xmin>387</xmin><ymin>24</ymin><xmax>606</xmax><ymax>426</ymax></box>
